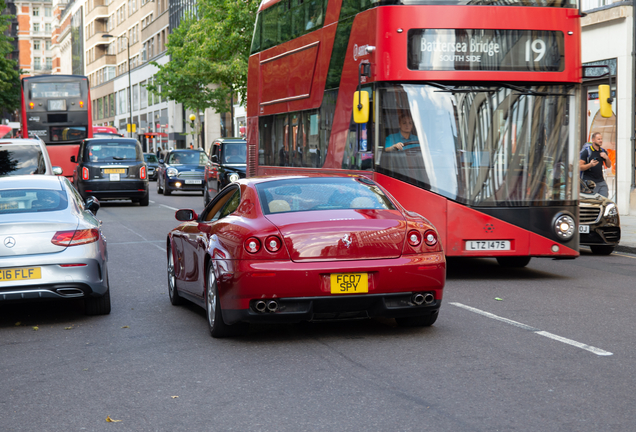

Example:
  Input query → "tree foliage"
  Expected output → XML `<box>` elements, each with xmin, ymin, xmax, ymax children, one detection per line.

<box><xmin>0</xmin><ymin>0</ymin><xmax>21</xmax><ymax>113</ymax></box>
<box><xmin>148</xmin><ymin>0</ymin><xmax>259</xmax><ymax>114</ymax></box>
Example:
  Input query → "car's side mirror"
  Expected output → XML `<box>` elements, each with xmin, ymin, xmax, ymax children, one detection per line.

<box><xmin>159</xmin><ymin>159</ymin><xmax>165</xmax><ymax>164</ymax></box>
<box><xmin>211</xmin><ymin>154</ymin><xmax>218</xmax><ymax>163</ymax></box>
<box><xmin>175</xmin><ymin>209</ymin><xmax>198</xmax><ymax>221</ymax></box>
<box><xmin>52</xmin><ymin>166</ymin><xmax>63</xmax><ymax>175</ymax></box>
<box><xmin>70</xmin><ymin>155</ymin><xmax>76</xmax><ymax>163</ymax></box>
<box><xmin>585</xmin><ymin>180</ymin><xmax>596</xmax><ymax>191</ymax></box>
<box><xmin>85</xmin><ymin>196</ymin><xmax>100</xmax><ymax>214</ymax></box>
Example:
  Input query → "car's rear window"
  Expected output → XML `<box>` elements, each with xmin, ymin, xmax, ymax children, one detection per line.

<box><xmin>167</xmin><ymin>151</ymin><xmax>208</xmax><ymax>165</ymax></box>
<box><xmin>256</xmin><ymin>177</ymin><xmax>396</xmax><ymax>214</ymax></box>
<box><xmin>85</xmin><ymin>142</ymin><xmax>141</xmax><ymax>162</ymax></box>
<box><xmin>0</xmin><ymin>144</ymin><xmax>46</xmax><ymax>176</ymax></box>
<box><xmin>0</xmin><ymin>189</ymin><xmax>68</xmax><ymax>214</ymax></box>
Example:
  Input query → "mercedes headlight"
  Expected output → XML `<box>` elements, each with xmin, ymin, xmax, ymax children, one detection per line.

<box><xmin>604</xmin><ymin>203</ymin><xmax>618</xmax><ymax>217</ymax></box>
<box><xmin>554</xmin><ymin>213</ymin><xmax>575</xmax><ymax>241</ymax></box>
<box><xmin>166</xmin><ymin>167</ymin><xmax>178</xmax><ymax>177</ymax></box>
<box><xmin>228</xmin><ymin>173</ymin><xmax>240</xmax><ymax>183</ymax></box>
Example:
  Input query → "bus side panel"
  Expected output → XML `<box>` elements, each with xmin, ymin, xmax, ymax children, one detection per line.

<box><xmin>47</xmin><ymin>145</ymin><xmax>79</xmax><ymax>181</ymax></box>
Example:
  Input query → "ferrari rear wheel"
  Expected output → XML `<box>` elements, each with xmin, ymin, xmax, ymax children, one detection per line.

<box><xmin>167</xmin><ymin>244</ymin><xmax>184</xmax><ymax>305</ymax></box>
<box><xmin>396</xmin><ymin>311</ymin><xmax>438</xmax><ymax>327</ymax></box>
<box><xmin>206</xmin><ymin>266</ymin><xmax>246</xmax><ymax>338</ymax></box>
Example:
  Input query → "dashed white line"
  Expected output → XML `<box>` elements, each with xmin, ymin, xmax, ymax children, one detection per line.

<box><xmin>160</xmin><ymin>204</ymin><xmax>179</xmax><ymax>211</ymax></box>
<box><xmin>450</xmin><ymin>302</ymin><xmax>613</xmax><ymax>357</ymax></box>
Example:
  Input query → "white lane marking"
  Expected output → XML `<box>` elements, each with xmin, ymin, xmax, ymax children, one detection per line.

<box><xmin>450</xmin><ymin>302</ymin><xmax>613</xmax><ymax>357</ymax></box>
<box><xmin>118</xmin><ymin>224</ymin><xmax>166</xmax><ymax>252</ymax></box>
<box><xmin>150</xmin><ymin>200</ymin><xmax>155</xmax><ymax>203</ymax></box>
<box><xmin>160</xmin><ymin>204</ymin><xmax>179</xmax><ymax>211</ymax></box>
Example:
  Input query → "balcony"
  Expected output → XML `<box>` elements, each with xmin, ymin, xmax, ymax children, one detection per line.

<box><xmin>87</xmin><ymin>32</ymin><xmax>111</xmax><ymax>47</ymax></box>
<box><xmin>86</xmin><ymin>4</ymin><xmax>109</xmax><ymax>22</ymax></box>
<box><xmin>87</xmin><ymin>54</ymin><xmax>116</xmax><ymax>71</ymax></box>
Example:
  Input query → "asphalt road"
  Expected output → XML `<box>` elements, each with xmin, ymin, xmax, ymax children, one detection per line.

<box><xmin>1</xmin><ymin>186</ymin><xmax>635</xmax><ymax>431</ymax></box>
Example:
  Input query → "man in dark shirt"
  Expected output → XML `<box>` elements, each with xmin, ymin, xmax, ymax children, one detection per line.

<box><xmin>579</xmin><ymin>132</ymin><xmax>611</xmax><ymax>197</ymax></box>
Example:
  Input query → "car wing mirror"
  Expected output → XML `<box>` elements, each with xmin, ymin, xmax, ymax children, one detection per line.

<box><xmin>85</xmin><ymin>196</ymin><xmax>100</xmax><ymax>215</ymax></box>
<box><xmin>159</xmin><ymin>159</ymin><xmax>165</xmax><ymax>164</ymax></box>
<box><xmin>52</xmin><ymin>166</ymin><xmax>63</xmax><ymax>176</ymax></box>
<box><xmin>70</xmin><ymin>155</ymin><xmax>76</xmax><ymax>163</ymax></box>
<box><xmin>211</xmin><ymin>154</ymin><xmax>218</xmax><ymax>163</ymax></box>
<box><xmin>175</xmin><ymin>209</ymin><xmax>198</xmax><ymax>221</ymax></box>
<box><xmin>585</xmin><ymin>180</ymin><xmax>596</xmax><ymax>191</ymax></box>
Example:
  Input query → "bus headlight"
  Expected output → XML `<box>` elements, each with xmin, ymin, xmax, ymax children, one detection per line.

<box><xmin>228</xmin><ymin>173</ymin><xmax>240</xmax><ymax>183</ymax></box>
<box><xmin>166</xmin><ymin>167</ymin><xmax>178</xmax><ymax>177</ymax></box>
<box><xmin>553</xmin><ymin>213</ymin><xmax>575</xmax><ymax>240</ymax></box>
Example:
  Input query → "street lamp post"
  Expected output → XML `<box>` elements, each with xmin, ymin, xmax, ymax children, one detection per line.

<box><xmin>102</xmin><ymin>33</ymin><xmax>133</xmax><ymax>138</ymax></box>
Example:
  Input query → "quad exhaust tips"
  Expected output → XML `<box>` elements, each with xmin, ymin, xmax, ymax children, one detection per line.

<box><xmin>254</xmin><ymin>300</ymin><xmax>279</xmax><ymax>313</ymax></box>
<box><xmin>412</xmin><ymin>293</ymin><xmax>435</xmax><ymax>306</ymax></box>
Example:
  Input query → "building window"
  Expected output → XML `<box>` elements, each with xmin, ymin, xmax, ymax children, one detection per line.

<box><xmin>33</xmin><ymin>7</ymin><xmax>39</xmax><ymax>16</ymax></box>
<box><xmin>45</xmin><ymin>40</ymin><xmax>51</xmax><ymax>50</ymax></box>
<box><xmin>45</xmin><ymin>57</ymin><xmax>52</xmax><ymax>70</ymax></box>
<box><xmin>147</xmin><ymin>78</ymin><xmax>154</xmax><ymax>106</ymax></box>
<box><xmin>33</xmin><ymin>23</ymin><xmax>40</xmax><ymax>32</ymax></box>
<box><xmin>45</xmin><ymin>23</ymin><xmax>51</xmax><ymax>33</ymax></box>
<box><xmin>132</xmin><ymin>84</ymin><xmax>139</xmax><ymax>111</ymax></box>
<box><xmin>44</xmin><ymin>7</ymin><xmax>51</xmax><ymax>17</ymax></box>
<box><xmin>34</xmin><ymin>57</ymin><xmax>41</xmax><ymax>70</ymax></box>
<box><xmin>110</xmin><ymin>93</ymin><xmax>115</xmax><ymax>117</ymax></box>
<box><xmin>140</xmin><ymin>81</ymin><xmax>148</xmax><ymax>109</ymax></box>
<box><xmin>34</xmin><ymin>40</ymin><xmax>40</xmax><ymax>50</ymax></box>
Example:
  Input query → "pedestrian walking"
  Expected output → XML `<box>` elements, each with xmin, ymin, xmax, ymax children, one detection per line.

<box><xmin>156</xmin><ymin>146</ymin><xmax>162</xmax><ymax>159</ymax></box>
<box><xmin>580</xmin><ymin>132</ymin><xmax>611</xmax><ymax>197</ymax></box>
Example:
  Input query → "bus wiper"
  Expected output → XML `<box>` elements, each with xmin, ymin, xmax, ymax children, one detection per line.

<box><xmin>426</xmin><ymin>82</ymin><xmax>498</xmax><ymax>93</ymax></box>
<box><xmin>500</xmin><ymin>83</ymin><xmax>571</xmax><ymax>97</ymax></box>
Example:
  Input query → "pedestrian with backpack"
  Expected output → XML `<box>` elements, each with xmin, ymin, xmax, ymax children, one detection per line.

<box><xmin>580</xmin><ymin>132</ymin><xmax>611</xmax><ymax>197</ymax></box>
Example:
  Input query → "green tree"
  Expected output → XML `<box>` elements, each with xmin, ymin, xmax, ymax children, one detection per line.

<box><xmin>148</xmin><ymin>0</ymin><xmax>259</xmax><ymax>118</ymax></box>
<box><xmin>0</xmin><ymin>0</ymin><xmax>20</xmax><ymax>113</ymax></box>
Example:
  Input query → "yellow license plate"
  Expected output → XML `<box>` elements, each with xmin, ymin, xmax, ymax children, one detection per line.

<box><xmin>0</xmin><ymin>267</ymin><xmax>42</xmax><ymax>282</ymax></box>
<box><xmin>103</xmin><ymin>168</ymin><xmax>126</xmax><ymax>174</ymax></box>
<box><xmin>330</xmin><ymin>273</ymin><xmax>368</xmax><ymax>294</ymax></box>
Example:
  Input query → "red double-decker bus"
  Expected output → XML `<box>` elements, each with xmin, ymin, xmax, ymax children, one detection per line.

<box><xmin>21</xmin><ymin>75</ymin><xmax>93</xmax><ymax>178</ymax></box>
<box><xmin>245</xmin><ymin>0</ymin><xmax>589</xmax><ymax>267</ymax></box>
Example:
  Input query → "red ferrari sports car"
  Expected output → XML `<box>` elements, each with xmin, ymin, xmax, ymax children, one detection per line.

<box><xmin>167</xmin><ymin>175</ymin><xmax>446</xmax><ymax>337</ymax></box>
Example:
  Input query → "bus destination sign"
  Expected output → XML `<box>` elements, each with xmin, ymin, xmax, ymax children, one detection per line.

<box><xmin>407</xmin><ymin>29</ymin><xmax>564</xmax><ymax>72</ymax></box>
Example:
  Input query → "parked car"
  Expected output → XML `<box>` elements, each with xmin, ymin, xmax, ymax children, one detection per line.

<box><xmin>167</xmin><ymin>175</ymin><xmax>446</xmax><ymax>338</ymax></box>
<box><xmin>157</xmin><ymin>149</ymin><xmax>208</xmax><ymax>196</ymax></box>
<box><xmin>579</xmin><ymin>179</ymin><xmax>620</xmax><ymax>255</ymax></box>
<box><xmin>0</xmin><ymin>175</ymin><xmax>110</xmax><ymax>315</ymax></box>
<box><xmin>71</xmin><ymin>137</ymin><xmax>149</xmax><ymax>206</ymax></box>
<box><xmin>204</xmin><ymin>137</ymin><xmax>247</xmax><ymax>205</ymax></box>
<box><xmin>0</xmin><ymin>138</ymin><xmax>62</xmax><ymax>176</ymax></box>
<box><xmin>143</xmin><ymin>153</ymin><xmax>159</xmax><ymax>180</ymax></box>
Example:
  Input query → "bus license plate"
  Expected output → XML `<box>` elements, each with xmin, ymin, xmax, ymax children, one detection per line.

<box><xmin>185</xmin><ymin>180</ymin><xmax>201</xmax><ymax>184</ymax></box>
<box><xmin>330</xmin><ymin>273</ymin><xmax>368</xmax><ymax>294</ymax></box>
<box><xmin>104</xmin><ymin>168</ymin><xmax>126</xmax><ymax>174</ymax></box>
<box><xmin>465</xmin><ymin>240</ymin><xmax>511</xmax><ymax>251</ymax></box>
<box><xmin>579</xmin><ymin>225</ymin><xmax>589</xmax><ymax>234</ymax></box>
<box><xmin>0</xmin><ymin>267</ymin><xmax>42</xmax><ymax>282</ymax></box>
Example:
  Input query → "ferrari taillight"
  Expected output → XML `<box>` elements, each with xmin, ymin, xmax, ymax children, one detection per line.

<box><xmin>82</xmin><ymin>167</ymin><xmax>89</xmax><ymax>180</ymax></box>
<box><xmin>52</xmin><ymin>229</ymin><xmax>99</xmax><ymax>246</ymax></box>
<box><xmin>244</xmin><ymin>237</ymin><xmax>261</xmax><ymax>254</ymax></box>
<box><xmin>407</xmin><ymin>230</ymin><xmax>422</xmax><ymax>247</ymax></box>
<box><xmin>264</xmin><ymin>235</ymin><xmax>282</xmax><ymax>253</ymax></box>
<box><xmin>424</xmin><ymin>230</ymin><xmax>438</xmax><ymax>246</ymax></box>
<box><xmin>140</xmin><ymin>166</ymin><xmax>147</xmax><ymax>179</ymax></box>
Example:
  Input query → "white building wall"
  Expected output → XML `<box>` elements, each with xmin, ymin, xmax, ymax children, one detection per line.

<box><xmin>581</xmin><ymin>6</ymin><xmax>634</xmax><ymax>214</ymax></box>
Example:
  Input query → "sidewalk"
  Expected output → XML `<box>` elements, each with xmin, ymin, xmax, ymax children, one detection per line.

<box><xmin>615</xmin><ymin>213</ymin><xmax>636</xmax><ymax>254</ymax></box>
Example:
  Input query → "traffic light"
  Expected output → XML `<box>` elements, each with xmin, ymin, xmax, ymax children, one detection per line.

<box><xmin>144</xmin><ymin>133</ymin><xmax>153</xmax><ymax>140</ymax></box>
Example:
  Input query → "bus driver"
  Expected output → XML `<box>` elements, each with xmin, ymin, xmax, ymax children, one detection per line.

<box><xmin>385</xmin><ymin>112</ymin><xmax>419</xmax><ymax>152</ymax></box>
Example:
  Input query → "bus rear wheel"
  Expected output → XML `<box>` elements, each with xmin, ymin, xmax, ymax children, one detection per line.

<box><xmin>496</xmin><ymin>256</ymin><xmax>531</xmax><ymax>268</ymax></box>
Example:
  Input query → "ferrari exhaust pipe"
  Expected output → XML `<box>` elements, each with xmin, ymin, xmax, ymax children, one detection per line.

<box><xmin>423</xmin><ymin>293</ymin><xmax>435</xmax><ymax>304</ymax></box>
<box><xmin>255</xmin><ymin>300</ymin><xmax>267</xmax><ymax>313</ymax></box>
<box><xmin>267</xmin><ymin>300</ymin><xmax>279</xmax><ymax>312</ymax></box>
<box><xmin>412</xmin><ymin>293</ymin><xmax>425</xmax><ymax>305</ymax></box>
